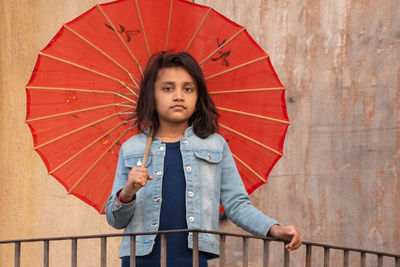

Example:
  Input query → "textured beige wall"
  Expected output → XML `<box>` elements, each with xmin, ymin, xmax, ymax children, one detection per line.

<box><xmin>196</xmin><ymin>0</ymin><xmax>400</xmax><ymax>266</ymax></box>
<box><xmin>0</xmin><ymin>0</ymin><xmax>122</xmax><ymax>266</ymax></box>
<box><xmin>1</xmin><ymin>0</ymin><xmax>399</xmax><ymax>266</ymax></box>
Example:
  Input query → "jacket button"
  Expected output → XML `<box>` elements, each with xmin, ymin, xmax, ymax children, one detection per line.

<box><xmin>186</xmin><ymin>166</ymin><xmax>192</xmax><ymax>172</ymax></box>
<box><xmin>187</xmin><ymin>191</ymin><xmax>193</xmax><ymax>197</ymax></box>
<box><xmin>188</xmin><ymin>216</ymin><xmax>195</xmax><ymax>222</ymax></box>
<box><xmin>151</xmin><ymin>223</ymin><xmax>158</xmax><ymax>228</ymax></box>
<box><xmin>159</xmin><ymin>146</ymin><xmax>165</xmax><ymax>151</ymax></box>
<box><xmin>184</xmin><ymin>140</ymin><xmax>189</xmax><ymax>145</ymax></box>
<box><xmin>136</xmin><ymin>159</ymin><xmax>142</xmax><ymax>167</ymax></box>
<box><xmin>155</xmin><ymin>171</ymin><xmax>162</xmax><ymax>176</ymax></box>
<box><xmin>154</xmin><ymin>198</ymin><xmax>161</xmax><ymax>203</ymax></box>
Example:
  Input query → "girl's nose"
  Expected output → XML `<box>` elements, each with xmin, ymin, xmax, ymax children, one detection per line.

<box><xmin>173</xmin><ymin>88</ymin><xmax>184</xmax><ymax>100</ymax></box>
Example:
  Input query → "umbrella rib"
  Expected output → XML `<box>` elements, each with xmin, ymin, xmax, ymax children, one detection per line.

<box><xmin>165</xmin><ymin>0</ymin><xmax>173</xmax><ymax>51</ymax></box>
<box><xmin>39</xmin><ymin>52</ymin><xmax>135</xmax><ymax>89</ymax></box>
<box><xmin>26</xmin><ymin>86</ymin><xmax>137</xmax><ymax>96</ymax></box>
<box><xmin>216</xmin><ymin>107</ymin><xmax>290</xmax><ymax>124</ymax></box>
<box><xmin>185</xmin><ymin>7</ymin><xmax>212</xmax><ymax>52</ymax></box>
<box><xmin>33</xmin><ymin>107</ymin><xmax>135</xmax><ymax>149</ymax></box>
<box><xmin>231</xmin><ymin>153</ymin><xmax>266</xmax><ymax>183</ymax></box>
<box><xmin>49</xmin><ymin>119</ymin><xmax>134</xmax><ymax>175</ymax></box>
<box><xmin>199</xmin><ymin>27</ymin><xmax>246</xmax><ymax>65</ymax></box>
<box><xmin>68</xmin><ymin>124</ymin><xmax>135</xmax><ymax>195</ymax></box>
<box><xmin>100</xmin><ymin>191</ymin><xmax>112</xmax><ymax>214</ymax></box>
<box><xmin>26</xmin><ymin>101</ymin><xmax>134</xmax><ymax>123</ymax></box>
<box><xmin>115</xmin><ymin>92</ymin><xmax>137</xmax><ymax>103</ymax></box>
<box><xmin>219</xmin><ymin>123</ymin><xmax>283</xmax><ymax>156</ymax></box>
<box><xmin>205</xmin><ymin>55</ymin><xmax>269</xmax><ymax>80</ymax></box>
<box><xmin>96</xmin><ymin>4</ymin><xmax>144</xmax><ymax>76</ymax></box>
<box><xmin>63</xmin><ymin>24</ymin><xmax>140</xmax><ymax>86</ymax></box>
<box><xmin>209</xmin><ymin>87</ymin><xmax>285</xmax><ymax>94</ymax></box>
<box><xmin>134</xmin><ymin>0</ymin><xmax>151</xmax><ymax>58</ymax></box>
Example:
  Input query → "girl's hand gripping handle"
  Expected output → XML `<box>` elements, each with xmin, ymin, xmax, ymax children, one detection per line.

<box><xmin>119</xmin><ymin>127</ymin><xmax>154</xmax><ymax>202</ymax></box>
<box><xmin>119</xmin><ymin>167</ymin><xmax>154</xmax><ymax>202</ymax></box>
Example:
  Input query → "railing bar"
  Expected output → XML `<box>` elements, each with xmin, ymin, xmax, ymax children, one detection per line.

<box><xmin>360</xmin><ymin>252</ymin><xmax>366</xmax><ymax>267</ymax></box>
<box><xmin>324</xmin><ymin>247</ymin><xmax>330</xmax><ymax>267</ymax></box>
<box><xmin>44</xmin><ymin>240</ymin><xmax>49</xmax><ymax>267</ymax></box>
<box><xmin>343</xmin><ymin>250</ymin><xmax>349</xmax><ymax>267</ymax></box>
<box><xmin>243</xmin><ymin>237</ymin><xmax>248</xmax><ymax>267</ymax></box>
<box><xmin>378</xmin><ymin>254</ymin><xmax>383</xmax><ymax>267</ymax></box>
<box><xmin>219</xmin><ymin>235</ymin><xmax>226</xmax><ymax>267</ymax></box>
<box><xmin>101</xmin><ymin>237</ymin><xmax>107</xmax><ymax>267</ymax></box>
<box><xmin>15</xmin><ymin>242</ymin><xmax>20</xmax><ymax>267</ymax></box>
<box><xmin>1</xmin><ymin>229</ymin><xmax>399</xmax><ymax>258</ymax></box>
<box><xmin>263</xmin><ymin>240</ymin><xmax>270</xmax><ymax>267</ymax></box>
<box><xmin>305</xmin><ymin>244</ymin><xmax>312</xmax><ymax>267</ymax></box>
<box><xmin>130</xmin><ymin>235</ymin><xmax>136</xmax><ymax>267</ymax></box>
<box><xmin>193</xmin><ymin>232</ymin><xmax>199</xmax><ymax>267</ymax></box>
<box><xmin>160</xmin><ymin>234</ymin><xmax>167</xmax><ymax>267</ymax></box>
<box><xmin>284</xmin><ymin>243</ymin><xmax>290</xmax><ymax>267</ymax></box>
<box><xmin>71</xmin><ymin>239</ymin><xmax>77</xmax><ymax>267</ymax></box>
<box><xmin>0</xmin><ymin>229</ymin><xmax>398</xmax><ymax>265</ymax></box>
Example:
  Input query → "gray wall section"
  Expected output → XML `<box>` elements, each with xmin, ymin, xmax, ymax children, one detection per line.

<box><xmin>0</xmin><ymin>0</ymin><xmax>399</xmax><ymax>266</ymax></box>
<box><xmin>197</xmin><ymin>0</ymin><xmax>400</xmax><ymax>265</ymax></box>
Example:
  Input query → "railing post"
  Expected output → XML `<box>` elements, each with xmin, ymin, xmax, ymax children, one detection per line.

<box><xmin>324</xmin><ymin>247</ymin><xmax>330</xmax><ymax>267</ymax></box>
<box><xmin>283</xmin><ymin>243</ymin><xmax>290</xmax><ymax>267</ymax></box>
<box><xmin>160</xmin><ymin>234</ymin><xmax>167</xmax><ymax>267</ymax></box>
<box><xmin>14</xmin><ymin>242</ymin><xmax>20</xmax><ymax>267</ymax></box>
<box><xmin>305</xmin><ymin>244</ymin><xmax>312</xmax><ymax>267</ymax></box>
<box><xmin>101</xmin><ymin>237</ymin><xmax>107</xmax><ymax>267</ymax></box>
<box><xmin>343</xmin><ymin>250</ymin><xmax>349</xmax><ymax>267</ymax></box>
<box><xmin>242</xmin><ymin>237</ymin><xmax>248</xmax><ymax>267</ymax></box>
<box><xmin>396</xmin><ymin>257</ymin><xmax>400</xmax><ymax>267</ymax></box>
<box><xmin>71</xmin><ymin>239</ymin><xmax>77</xmax><ymax>267</ymax></box>
<box><xmin>360</xmin><ymin>252</ymin><xmax>366</xmax><ymax>267</ymax></box>
<box><xmin>130</xmin><ymin>235</ymin><xmax>136</xmax><ymax>267</ymax></box>
<box><xmin>193</xmin><ymin>232</ymin><xmax>199</xmax><ymax>267</ymax></box>
<box><xmin>263</xmin><ymin>240</ymin><xmax>270</xmax><ymax>267</ymax></box>
<box><xmin>377</xmin><ymin>254</ymin><xmax>383</xmax><ymax>267</ymax></box>
<box><xmin>219</xmin><ymin>235</ymin><xmax>226</xmax><ymax>267</ymax></box>
<box><xmin>44</xmin><ymin>240</ymin><xmax>49</xmax><ymax>267</ymax></box>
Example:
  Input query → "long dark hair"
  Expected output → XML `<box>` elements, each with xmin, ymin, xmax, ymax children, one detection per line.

<box><xmin>135</xmin><ymin>51</ymin><xmax>219</xmax><ymax>139</ymax></box>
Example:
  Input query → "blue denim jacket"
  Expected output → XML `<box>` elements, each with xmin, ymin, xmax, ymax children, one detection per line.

<box><xmin>106</xmin><ymin>126</ymin><xmax>278</xmax><ymax>258</ymax></box>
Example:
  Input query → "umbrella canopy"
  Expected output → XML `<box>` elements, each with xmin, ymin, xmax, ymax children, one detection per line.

<box><xmin>26</xmin><ymin>0</ymin><xmax>289</xmax><ymax>214</ymax></box>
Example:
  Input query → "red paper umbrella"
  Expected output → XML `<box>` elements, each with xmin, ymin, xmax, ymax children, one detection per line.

<box><xmin>26</xmin><ymin>0</ymin><xmax>289</xmax><ymax>214</ymax></box>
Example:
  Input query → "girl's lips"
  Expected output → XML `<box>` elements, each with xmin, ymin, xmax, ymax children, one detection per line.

<box><xmin>171</xmin><ymin>105</ymin><xmax>186</xmax><ymax>110</ymax></box>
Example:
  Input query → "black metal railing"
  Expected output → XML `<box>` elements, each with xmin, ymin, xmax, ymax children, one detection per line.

<box><xmin>1</xmin><ymin>229</ymin><xmax>399</xmax><ymax>267</ymax></box>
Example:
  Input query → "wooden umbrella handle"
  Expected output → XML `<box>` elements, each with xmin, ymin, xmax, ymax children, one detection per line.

<box><xmin>142</xmin><ymin>127</ymin><xmax>154</xmax><ymax>167</ymax></box>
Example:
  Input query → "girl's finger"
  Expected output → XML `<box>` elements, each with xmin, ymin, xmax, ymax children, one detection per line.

<box><xmin>285</xmin><ymin>241</ymin><xmax>295</xmax><ymax>251</ymax></box>
<box><xmin>286</xmin><ymin>238</ymin><xmax>301</xmax><ymax>251</ymax></box>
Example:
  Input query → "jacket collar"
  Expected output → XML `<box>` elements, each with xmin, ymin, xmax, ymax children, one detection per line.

<box><xmin>145</xmin><ymin>125</ymin><xmax>194</xmax><ymax>143</ymax></box>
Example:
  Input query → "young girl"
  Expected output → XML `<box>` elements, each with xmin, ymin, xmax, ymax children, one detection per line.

<box><xmin>106</xmin><ymin>52</ymin><xmax>301</xmax><ymax>267</ymax></box>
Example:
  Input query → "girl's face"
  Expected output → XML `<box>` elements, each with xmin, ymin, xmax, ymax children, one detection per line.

<box><xmin>154</xmin><ymin>67</ymin><xmax>198</xmax><ymax>128</ymax></box>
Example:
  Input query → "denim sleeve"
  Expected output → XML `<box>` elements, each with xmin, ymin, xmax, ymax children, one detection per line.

<box><xmin>105</xmin><ymin>145</ymin><xmax>135</xmax><ymax>229</ymax></box>
<box><xmin>220</xmin><ymin>142</ymin><xmax>279</xmax><ymax>236</ymax></box>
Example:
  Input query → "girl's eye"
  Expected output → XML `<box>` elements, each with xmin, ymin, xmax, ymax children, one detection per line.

<box><xmin>184</xmin><ymin>87</ymin><xmax>193</xmax><ymax>92</ymax></box>
<box><xmin>163</xmin><ymin>86</ymin><xmax>173</xmax><ymax>91</ymax></box>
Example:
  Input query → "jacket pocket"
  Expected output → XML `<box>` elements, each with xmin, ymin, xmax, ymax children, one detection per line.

<box><xmin>194</xmin><ymin>150</ymin><xmax>223</xmax><ymax>163</ymax></box>
<box><xmin>124</xmin><ymin>154</ymin><xmax>152</xmax><ymax>168</ymax></box>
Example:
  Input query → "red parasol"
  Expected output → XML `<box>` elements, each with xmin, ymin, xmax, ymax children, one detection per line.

<box><xmin>26</xmin><ymin>0</ymin><xmax>289</xmax><ymax>214</ymax></box>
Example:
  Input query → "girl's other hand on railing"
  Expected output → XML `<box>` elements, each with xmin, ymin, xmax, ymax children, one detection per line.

<box><xmin>268</xmin><ymin>224</ymin><xmax>302</xmax><ymax>251</ymax></box>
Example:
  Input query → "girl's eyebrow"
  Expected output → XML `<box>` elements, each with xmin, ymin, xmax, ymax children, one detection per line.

<box><xmin>159</xmin><ymin>81</ymin><xmax>195</xmax><ymax>86</ymax></box>
<box><xmin>160</xmin><ymin>81</ymin><xmax>175</xmax><ymax>85</ymax></box>
<box><xmin>183</xmin><ymin>81</ymin><xmax>195</xmax><ymax>85</ymax></box>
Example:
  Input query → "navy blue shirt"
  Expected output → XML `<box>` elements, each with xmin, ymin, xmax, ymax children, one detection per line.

<box><xmin>123</xmin><ymin>141</ymin><xmax>208</xmax><ymax>267</ymax></box>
